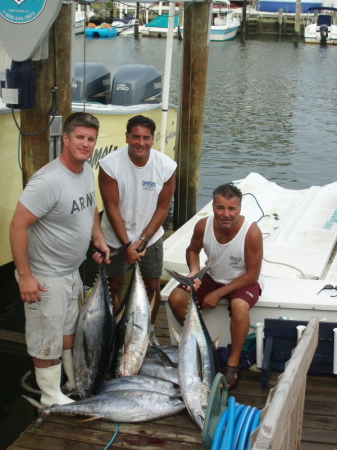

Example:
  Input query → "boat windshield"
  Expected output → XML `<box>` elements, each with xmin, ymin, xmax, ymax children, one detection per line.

<box><xmin>317</xmin><ymin>15</ymin><xmax>332</xmax><ymax>26</ymax></box>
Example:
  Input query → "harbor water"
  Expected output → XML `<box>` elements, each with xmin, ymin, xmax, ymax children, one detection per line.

<box><xmin>1</xmin><ymin>34</ymin><xmax>337</xmax><ymax>447</ymax></box>
<box><xmin>76</xmin><ymin>34</ymin><xmax>337</xmax><ymax>209</ymax></box>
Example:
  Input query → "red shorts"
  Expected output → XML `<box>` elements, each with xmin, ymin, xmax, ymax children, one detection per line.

<box><xmin>177</xmin><ymin>272</ymin><xmax>261</xmax><ymax>313</ymax></box>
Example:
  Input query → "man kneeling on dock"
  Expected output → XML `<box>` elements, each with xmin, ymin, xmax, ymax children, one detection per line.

<box><xmin>168</xmin><ymin>183</ymin><xmax>264</xmax><ymax>390</ymax></box>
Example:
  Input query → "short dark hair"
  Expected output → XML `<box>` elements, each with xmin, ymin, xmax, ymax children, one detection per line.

<box><xmin>212</xmin><ymin>183</ymin><xmax>242</xmax><ymax>204</ymax></box>
<box><xmin>63</xmin><ymin>112</ymin><xmax>99</xmax><ymax>137</ymax></box>
<box><xmin>126</xmin><ymin>115</ymin><xmax>156</xmax><ymax>135</ymax></box>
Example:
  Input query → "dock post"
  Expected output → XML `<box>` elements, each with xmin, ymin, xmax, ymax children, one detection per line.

<box><xmin>293</xmin><ymin>0</ymin><xmax>301</xmax><ymax>43</ymax></box>
<box><xmin>241</xmin><ymin>0</ymin><xmax>247</xmax><ymax>42</ymax></box>
<box><xmin>173</xmin><ymin>1</ymin><xmax>211</xmax><ymax>229</ymax></box>
<box><xmin>20</xmin><ymin>3</ymin><xmax>72</xmax><ymax>186</ymax></box>
<box><xmin>278</xmin><ymin>9</ymin><xmax>283</xmax><ymax>36</ymax></box>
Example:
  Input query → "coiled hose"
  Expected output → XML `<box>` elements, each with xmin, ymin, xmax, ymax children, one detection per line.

<box><xmin>202</xmin><ymin>373</ymin><xmax>261</xmax><ymax>450</ymax></box>
<box><xmin>210</xmin><ymin>396</ymin><xmax>261</xmax><ymax>449</ymax></box>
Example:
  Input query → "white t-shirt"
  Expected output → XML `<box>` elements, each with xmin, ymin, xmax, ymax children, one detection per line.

<box><xmin>203</xmin><ymin>214</ymin><xmax>264</xmax><ymax>289</ymax></box>
<box><xmin>99</xmin><ymin>146</ymin><xmax>177</xmax><ymax>248</ymax></box>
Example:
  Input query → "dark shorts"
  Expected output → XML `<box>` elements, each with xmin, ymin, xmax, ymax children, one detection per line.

<box><xmin>106</xmin><ymin>237</ymin><xmax>163</xmax><ymax>279</ymax></box>
<box><xmin>178</xmin><ymin>272</ymin><xmax>261</xmax><ymax>312</ymax></box>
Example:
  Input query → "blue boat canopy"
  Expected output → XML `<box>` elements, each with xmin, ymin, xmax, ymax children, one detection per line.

<box><xmin>144</xmin><ymin>14</ymin><xmax>179</xmax><ymax>28</ymax></box>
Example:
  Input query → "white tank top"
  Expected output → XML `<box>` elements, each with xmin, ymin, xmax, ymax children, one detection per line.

<box><xmin>203</xmin><ymin>214</ymin><xmax>263</xmax><ymax>288</ymax></box>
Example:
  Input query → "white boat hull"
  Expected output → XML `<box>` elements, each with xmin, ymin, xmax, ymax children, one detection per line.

<box><xmin>210</xmin><ymin>24</ymin><xmax>240</xmax><ymax>41</ymax></box>
<box><xmin>161</xmin><ymin>172</ymin><xmax>337</xmax><ymax>359</ymax></box>
<box><xmin>304</xmin><ymin>24</ymin><xmax>337</xmax><ymax>43</ymax></box>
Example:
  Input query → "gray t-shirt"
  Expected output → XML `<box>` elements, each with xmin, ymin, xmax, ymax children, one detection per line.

<box><xmin>19</xmin><ymin>157</ymin><xmax>96</xmax><ymax>276</ymax></box>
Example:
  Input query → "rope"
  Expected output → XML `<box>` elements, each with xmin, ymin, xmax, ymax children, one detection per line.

<box><xmin>210</xmin><ymin>396</ymin><xmax>261</xmax><ymax>450</ymax></box>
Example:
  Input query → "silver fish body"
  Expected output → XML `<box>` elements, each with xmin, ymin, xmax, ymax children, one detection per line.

<box><xmin>138</xmin><ymin>357</ymin><xmax>179</xmax><ymax>385</ymax></box>
<box><xmin>166</xmin><ymin>268</ymin><xmax>219</xmax><ymax>430</ymax></box>
<box><xmin>33</xmin><ymin>390</ymin><xmax>185</xmax><ymax>423</ymax></box>
<box><xmin>111</xmin><ymin>262</ymin><xmax>150</xmax><ymax>378</ymax></box>
<box><xmin>97</xmin><ymin>375</ymin><xmax>181</xmax><ymax>397</ymax></box>
<box><xmin>73</xmin><ymin>264</ymin><xmax>115</xmax><ymax>398</ymax></box>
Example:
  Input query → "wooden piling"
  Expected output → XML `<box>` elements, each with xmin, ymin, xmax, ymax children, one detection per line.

<box><xmin>293</xmin><ymin>0</ymin><xmax>302</xmax><ymax>43</ymax></box>
<box><xmin>241</xmin><ymin>0</ymin><xmax>247</xmax><ymax>42</ymax></box>
<box><xmin>173</xmin><ymin>2</ymin><xmax>211</xmax><ymax>230</ymax></box>
<box><xmin>20</xmin><ymin>3</ymin><xmax>71</xmax><ymax>187</ymax></box>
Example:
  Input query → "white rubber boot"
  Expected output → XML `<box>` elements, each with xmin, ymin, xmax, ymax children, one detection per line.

<box><xmin>35</xmin><ymin>359</ymin><xmax>75</xmax><ymax>406</ymax></box>
<box><xmin>62</xmin><ymin>349</ymin><xmax>76</xmax><ymax>391</ymax></box>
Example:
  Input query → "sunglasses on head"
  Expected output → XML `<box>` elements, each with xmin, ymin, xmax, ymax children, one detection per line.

<box><xmin>317</xmin><ymin>284</ymin><xmax>337</xmax><ymax>296</ymax></box>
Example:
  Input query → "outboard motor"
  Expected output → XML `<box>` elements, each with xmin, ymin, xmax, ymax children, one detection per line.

<box><xmin>72</xmin><ymin>63</ymin><xmax>111</xmax><ymax>105</ymax></box>
<box><xmin>110</xmin><ymin>65</ymin><xmax>162</xmax><ymax>106</ymax></box>
<box><xmin>319</xmin><ymin>24</ymin><xmax>329</xmax><ymax>44</ymax></box>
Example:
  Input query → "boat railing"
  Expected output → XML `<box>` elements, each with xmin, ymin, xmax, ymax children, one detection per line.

<box><xmin>250</xmin><ymin>316</ymin><xmax>319</xmax><ymax>449</ymax></box>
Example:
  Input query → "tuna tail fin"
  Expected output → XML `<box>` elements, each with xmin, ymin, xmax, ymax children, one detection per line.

<box><xmin>22</xmin><ymin>395</ymin><xmax>50</xmax><ymax>430</ymax></box>
<box><xmin>91</xmin><ymin>241</ymin><xmax>131</xmax><ymax>260</ymax></box>
<box><xmin>165</xmin><ymin>265</ymin><xmax>209</xmax><ymax>287</ymax></box>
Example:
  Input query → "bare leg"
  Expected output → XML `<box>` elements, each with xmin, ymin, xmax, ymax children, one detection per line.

<box><xmin>228</xmin><ymin>298</ymin><xmax>250</xmax><ymax>367</ymax></box>
<box><xmin>144</xmin><ymin>277</ymin><xmax>161</xmax><ymax>325</ymax></box>
<box><xmin>168</xmin><ymin>287</ymin><xmax>190</xmax><ymax>326</ymax></box>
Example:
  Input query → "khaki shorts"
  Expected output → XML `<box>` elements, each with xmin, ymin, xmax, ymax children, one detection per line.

<box><xmin>106</xmin><ymin>238</ymin><xmax>163</xmax><ymax>279</ymax></box>
<box><xmin>16</xmin><ymin>270</ymin><xmax>83</xmax><ymax>360</ymax></box>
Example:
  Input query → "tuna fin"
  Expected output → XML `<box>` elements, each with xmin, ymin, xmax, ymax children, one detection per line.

<box><xmin>91</xmin><ymin>242</ymin><xmax>131</xmax><ymax>260</ymax></box>
<box><xmin>150</xmin><ymin>345</ymin><xmax>178</xmax><ymax>368</ymax></box>
<box><xmin>170</xmin><ymin>323</ymin><xmax>181</xmax><ymax>345</ymax></box>
<box><xmin>81</xmin><ymin>414</ymin><xmax>101</xmax><ymax>422</ymax></box>
<box><xmin>165</xmin><ymin>265</ymin><xmax>209</xmax><ymax>287</ymax></box>
<box><xmin>22</xmin><ymin>395</ymin><xmax>50</xmax><ymax>430</ymax></box>
<box><xmin>109</xmin><ymin>242</ymin><xmax>132</xmax><ymax>258</ymax></box>
<box><xmin>213</xmin><ymin>331</ymin><xmax>221</xmax><ymax>349</ymax></box>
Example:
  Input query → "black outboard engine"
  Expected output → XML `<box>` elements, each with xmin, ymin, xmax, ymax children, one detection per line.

<box><xmin>72</xmin><ymin>63</ymin><xmax>111</xmax><ymax>105</ymax></box>
<box><xmin>110</xmin><ymin>65</ymin><xmax>162</xmax><ymax>106</ymax></box>
<box><xmin>320</xmin><ymin>24</ymin><xmax>329</xmax><ymax>44</ymax></box>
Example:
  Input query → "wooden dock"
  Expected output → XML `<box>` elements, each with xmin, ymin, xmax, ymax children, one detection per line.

<box><xmin>5</xmin><ymin>303</ymin><xmax>337</xmax><ymax>449</ymax></box>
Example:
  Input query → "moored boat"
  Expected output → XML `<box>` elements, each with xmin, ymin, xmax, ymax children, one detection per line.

<box><xmin>85</xmin><ymin>23</ymin><xmax>118</xmax><ymax>38</ymax></box>
<box><xmin>141</xmin><ymin>14</ymin><xmax>179</xmax><ymax>38</ymax></box>
<box><xmin>179</xmin><ymin>0</ymin><xmax>240</xmax><ymax>42</ymax></box>
<box><xmin>304</xmin><ymin>7</ymin><xmax>337</xmax><ymax>44</ymax></box>
<box><xmin>162</xmin><ymin>172</ymin><xmax>337</xmax><ymax>358</ymax></box>
<box><xmin>111</xmin><ymin>13</ymin><xmax>139</xmax><ymax>35</ymax></box>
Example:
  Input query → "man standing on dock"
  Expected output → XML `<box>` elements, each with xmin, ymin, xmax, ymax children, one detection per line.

<box><xmin>9</xmin><ymin>112</ymin><xmax>110</xmax><ymax>406</ymax></box>
<box><xmin>168</xmin><ymin>183</ymin><xmax>264</xmax><ymax>390</ymax></box>
<box><xmin>98</xmin><ymin>115</ymin><xmax>177</xmax><ymax>345</ymax></box>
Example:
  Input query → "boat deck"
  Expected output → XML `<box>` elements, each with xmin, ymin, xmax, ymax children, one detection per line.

<box><xmin>6</xmin><ymin>303</ymin><xmax>337</xmax><ymax>449</ymax></box>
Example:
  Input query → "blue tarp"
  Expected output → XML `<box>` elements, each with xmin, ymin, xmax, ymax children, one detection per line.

<box><xmin>145</xmin><ymin>14</ymin><xmax>179</xmax><ymax>28</ymax></box>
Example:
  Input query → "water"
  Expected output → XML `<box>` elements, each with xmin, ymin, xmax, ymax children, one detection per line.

<box><xmin>75</xmin><ymin>34</ymin><xmax>337</xmax><ymax>209</ymax></box>
<box><xmin>2</xmin><ymin>34</ymin><xmax>337</xmax><ymax>446</ymax></box>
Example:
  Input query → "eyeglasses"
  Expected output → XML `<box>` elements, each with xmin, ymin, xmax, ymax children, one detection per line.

<box><xmin>317</xmin><ymin>284</ymin><xmax>337</xmax><ymax>297</ymax></box>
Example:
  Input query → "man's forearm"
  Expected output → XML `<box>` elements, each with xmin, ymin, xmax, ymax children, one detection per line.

<box><xmin>10</xmin><ymin>225</ymin><xmax>31</xmax><ymax>278</ymax></box>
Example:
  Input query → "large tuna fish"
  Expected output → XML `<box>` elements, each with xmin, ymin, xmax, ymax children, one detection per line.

<box><xmin>24</xmin><ymin>390</ymin><xmax>185</xmax><ymax>428</ymax></box>
<box><xmin>73</xmin><ymin>262</ymin><xmax>115</xmax><ymax>399</ymax></box>
<box><xmin>166</xmin><ymin>267</ymin><xmax>220</xmax><ymax>430</ymax></box>
<box><xmin>111</xmin><ymin>261</ymin><xmax>151</xmax><ymax>378</ymax></box>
